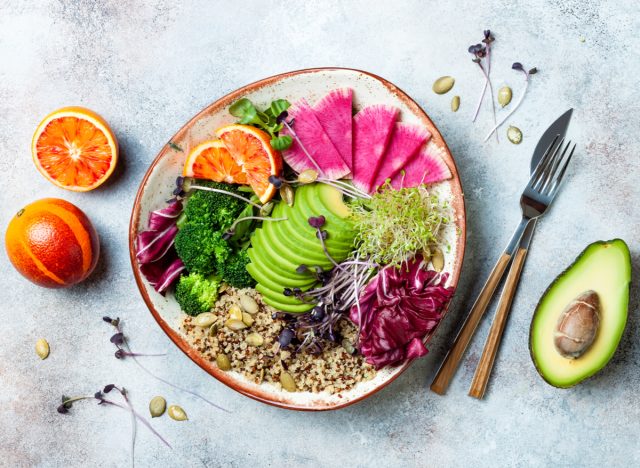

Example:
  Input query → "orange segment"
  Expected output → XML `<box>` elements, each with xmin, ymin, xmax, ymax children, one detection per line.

<box><xmin>215</xmin><ymin>124</ymin><xmax>282</xmax><ymax>203</ymax></box>
<box><xmin>32</xmin><ymin>107</ymin><xmax>118</xmax><ymax>192</ymax></box>
<box><xmin>183</xmin><ymin>140</ymin><xmax>247</xmax><ymax>184</ymax></box>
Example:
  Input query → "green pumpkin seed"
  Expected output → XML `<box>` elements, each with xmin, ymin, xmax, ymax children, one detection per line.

<box><xmin>35</xmin><ymin>338</ymin><xmax>49</xmax><ymax>360</ymax></box>
<box><xmin>239</xmin><ymin>295</ymin><xmax>259</xmax><ymax>314</ymax></box>
<box><xmin>246</xmin><ymin>332</ymin><xmax>264</xmax><ymax>347</ymax></box>
<box><xmin>498</xmin><ymin>86</ymin><xmax>512</xmax><ymax>108</ymax></box>
<box><xmin>242</xmin><ymin>312</ymin><xmax>254</xmax><ymax>327</ymax></box>
<box><xmin>432</xmin><ymin>76</ymin><xmax>455</xmax><ymax>95</ymax></box>
<box><xmin>228</xmin><ymin>305</ymin><xmax>243</xmax><ymax>321</ymax></box>
<box><xmin>168</xmin><ymin>405</ymin><xmax>188</xmax><ymax>421</ymax></box>
<box><xmin>342</xmin><ymin>338</ymin><xmax>355</xmax><ymax>355</ymax></box>
<box><xmin>297</xmin><ymin>169</ymin><xmax>318</xmax><ymax>184</ymax></box>
<box><xmin>194</xmin><ymin>312</ymin><xmax>216</xmax><ymax>328</ymax></box>
<box><xmin>431</xmin><ymin>248</ymin><xmax>445</xmax><ymax>272</ymax></box>
<box><xmin>507</xmin><ymin>126</ymin><xmax>523</xmax><ymax>144</ymax></box>
<box><xmin>225</xmin><ymin>319</ymin><xmax>248</xmax><ymax>331</ymax></box>
<box><xmin>216</xmin><ymin>353</ymin><xmax>231</xmax><ymax>371</ymax></box>
<box><xmin>280</xmin><ymin>184</ymin><xmax>295</xmax><ymax>207</ymax></box>
<box><xmin>451</xmin><ymin>96</ymin><xmax>460</xmax><ymax>112</ymax></box>
<box><xmin>280</xmin><ymin>372</ymin><xmax>297</xmax><ymax>392</ymax></box>
<box><xmin>149</xmin><ymin>396</ymin><xmax>166</xmax><ymax>418</ymax></box>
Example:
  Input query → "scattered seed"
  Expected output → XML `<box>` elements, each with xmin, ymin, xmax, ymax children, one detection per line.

<box><xmin>432</xmin><ymin>76</ymin><xmax>455</xmax><ymax>95</ymax></box>
<box><xmin>280</xmin><ymin>184</ymin><xmax>295</xmax><ymax>207</ymax></box>
<box><xmin>168</xmin><ymin>405</ymin><xmax>188</xmax><ymax>421</ymax></box>
<box><xmin>216</xmin><ymin>353</ymin><xmax>231</xmax><ymax>371</ymax></box>
<box><xmin>228</xmin><ymin>305</ymin><xmax>243</xmax><ymax>322</ymax></box>
<box><xmin>297</xmin><ymin>169</ymin><xmax>318</xmax><ymax>184</ymax></box>
<box><xmin>498</xmin><ymin>86</ymin><xmax>513</xmax><ymax>108</ymax></box>
<box><xmin>342</xmin><ymin>338</ymin><xmax>355</xmax><ymax>355</ymax></box>
<box><xmin>280</xmin><ymin>372</ymin><xmax>297</xmax><ymax>392</ymax></box>
<box><xmin>246</xmin><ymin>332</ymin><xmax>264</xmax><ymax>347</ymax></box>
<box><xmin>431</xmin><ymin>248</ymin><xmax>445</xmax><ymax>272</ymax></box>
<box><xmin>579</xmin><ymin>36</ymin><xmax>586</xmax><ymax>43</ymax></box>
<box><xmin>218</xmin><ymin>283</ymin><xmax>229</xmax><ymax>294</ymax></box>
<box><xmin>194</xmin><ymin>312</ymin><xmax>216</xmax><ymax>328</ymax></box>
<box><xmin>225</xmin><ymin>319</ymin><xmax>248</xmax><ymax>331</ymax></box>
<box><xmin>208</xmin><ymin>322</ymin><xmax>219</xmax><ymax>337</ymax></box>
<box><xmin>149</xmin><ymin>396</ymin><xmax>166</xmax><ymax>418</ymax></box>
<box><xmin>242</xmin><ymin>312</ymin><xmax>254</xmax><ymax>327</ymax></box>
<box><xmin>507</xmin><ymin>125</ymin><xmax>523</xmax><ymax>144</ymax></box>
<box><xmin>239</xmin><ymin>295</ymin><xmax>259</xmax><ymax>314</ymax></box>
<box><xmin>35</xmin><ymin>338</ymin><xmax>50</xmax><ymax>360</ymax></box>
<box><xmin>451</xmin><ymin>95</ymin><xmax>460</xmax><ymax>112</ymax></box>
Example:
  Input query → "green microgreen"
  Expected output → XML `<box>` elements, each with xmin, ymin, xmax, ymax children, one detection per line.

<box><xmin>228</xmin><ymin>98</ymin><xmax>292</xmax><ymax>150</ymax></box>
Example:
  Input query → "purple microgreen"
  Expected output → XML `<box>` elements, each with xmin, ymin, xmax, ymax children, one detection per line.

<box><xmin>469</xmin><ymin>30</ymin><xmax>498</xmax><ymax>142</ymax></box>
<box><xmin>103</xmin><ymin>384</ymin><xmax>116</xmax><ymax>393</ymax></box>
<box><xmin>268</xmin><ymin>175</ymin><xmax>283</xmax><ymax>188</ymax></box>
<box><xmin>275</xmin><ymin>110</ymin><xmax>288</xmax><ymax>124</ymax></box>
<box><xmin>307</xmin><ymin>215</ymin><xmax>326</xmax><ymax>229</ymax></box>
<box><xmin>296</xmin><ymin>264</ymin><xmax>309</xmax><ymax>274</ymax></box>
<box><xmin>484</xmin><ymin>62</ymin><xmax>537</xmax><ymax>142</ymax></box>
<box><xmin>110</xmin><ymin>333</ymin><xmax>124</xmax><ymax>346</ymax></box>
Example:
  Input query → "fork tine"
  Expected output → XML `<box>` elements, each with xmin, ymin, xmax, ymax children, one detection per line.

<box><xmin>541</xmin><ymin>141</ymin><xmax>571</xmax><ymax>194</ymax></box>
<box><xmin>529</xmin><ymin>135</ymin><xmax>559</xmax><ymax>187</ymax></box>
<box><xmin>532</xmin><ymin>137</ymin><xmax>564</xmax><ymax>190</ymax></box>
<box><xmin>548</xmin><ymin>143</ymin><xmax>575</xmax><ymax>197</ymax></box>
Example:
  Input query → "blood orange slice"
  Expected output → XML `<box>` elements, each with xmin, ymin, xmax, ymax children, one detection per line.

<box><xmin>215</xmin><ymin>124</ymin><xmax>283</xmax><ymax>203</ymax></box>
<box><xmin>183</xmin><ymin>140</ymin><xmax>247</xmax><ymax>184</ymax></box>
<box><xmin>31</xmin><ymin>107</ymin><xmax>118</xmax><ymax>192</ymax></box>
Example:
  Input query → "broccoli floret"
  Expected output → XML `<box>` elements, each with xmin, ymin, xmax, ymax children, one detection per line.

<box><xmin>217</xmin><ymin>249</ymin><xmax>256</xmax><ymax>289</ymax></box>
<box><xmin>185</xmin><ymin>181</ymin><xmax>246</xmax><ymax>230</ymax></box>
<box><xmin>175</xmin><ymin>272</ymin><xmax>221</xmax><ymax>316</ymax></box>
<box><xmin>175</xmin><ymin>223</ymin><xmax>231</xmax><ymax>275</ymax></box>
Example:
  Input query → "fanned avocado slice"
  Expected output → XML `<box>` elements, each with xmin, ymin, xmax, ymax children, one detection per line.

<box><xmin>246</xmin><ymin>256</ymin><xmax>315</xmax><ymax>290</ymax></box>
<box><xmin>247</xmin><ymin>232</ymin><xmax>310</xmax><ymax>282</ymax></box>
<box><xmin>529</xmin><ymin>239</ymin><xmax>631</xmax><ymax>388</ymax></box>
<box><xmin>256</xmin><ymin>283</ymin><xmax>316</xmax><ymax>313</ymax></box>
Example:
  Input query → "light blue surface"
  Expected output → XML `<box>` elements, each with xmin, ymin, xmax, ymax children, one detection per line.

<box><xmin>1</xmin><ymin>1</ymin><xmax>638</xmax><ymax>466</ymax></box>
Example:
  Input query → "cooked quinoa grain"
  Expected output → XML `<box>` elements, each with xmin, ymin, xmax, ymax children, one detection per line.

<box><xmin>179</xmin><ymin>287</ymin><xmax>376</xmax><ymax>393</ymax></box>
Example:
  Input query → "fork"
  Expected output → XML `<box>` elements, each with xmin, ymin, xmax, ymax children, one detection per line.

<box><xmin>431</xmin><ymin>136</ymin><xmax>575</xmax><ymax>395</ymax></box>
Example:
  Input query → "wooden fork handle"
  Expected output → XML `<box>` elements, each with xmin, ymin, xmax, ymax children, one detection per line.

<box><xmin>468</xmin><ymin>246</ymin><xmax>529</xmax><ymax>399</ymax></box>
<box><xmin>430</xmin><ymin>253</ymin><xmax>511</xmax><ymax>395</ymax></box>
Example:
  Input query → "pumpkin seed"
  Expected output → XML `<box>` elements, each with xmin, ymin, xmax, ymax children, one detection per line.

<box><xmin>242</xmin><ymin>312</ymin><xmax>254</xmax><ymax>326</ymax></box>
<box><xmin>280</xmin><ymin>184</ymin><xmax>295</xmax><ymax>207</ymax></box>
<box><xmin>297</xmin><ymin>169</ymin><xmax>318</xmax><ymax>184</ymax></box>
<box><xmin>260</xmin><ymin>201</ymin><xmax>274</xmax><ymax>216</ymax></box>
<box><xmin>35</xmin><ymin>338</ymin><xmax>49</xmax><ymax>360</ymax></box>
<box><xmin>218</xmin><ymin>282</ymin><xmax>229</xmax><ymax>294</ymax></box>
<box><xmin>498</xmin><ymin>86</ymin><xmax>513</xmax><ymax>107</ymax></box>
<box><xmin>225</xmin><ymin>319</ymin><xmax>248</xmax><ymax>331</ymax></box>
<box><xmin>149</xmin><ymin>396</ymin><xmax>166</xmax><ymax>418</ymax></box>
<box><xmin>431</xmin><ymin>248</ymin><xmax>445</xmax><ymax>272</ymax></box>
<box><xmin>432</xmin><ymin>76</ymin><xmax>455</xmax><ymax>95</ymax></box>
<box><xmin>239</xmin><ymin>295</ymin><xmax>259</xmax><ymax>314</ymax></box>
<box><xmin>451</xmin><ymin>95</ymin><xmax>460</xmax><ymax>112</ymax></box>
<box><xmin>168</xmin><ymin>405</ymin><xmax>188</xmax><ymax>421</ymax></box>
<box><xmin>257</xmin><ymin>368</ymin><xmax>265</xmax><ymax>384</ymax></box>
<box><xmin>246</xmin><ymin>332</ymin><xmax>264</xmax><ymax>347</ymax></box>
<box><xmin>194</xmin><ymin>312</ymin><xmax>216</xmax><ymax>328</ymax></box>
<box><xmin>280</xmin><ymin>372</ymin><xmax>297</xmax><ymax>392</ymax></box>
<box><xmin>342</xmin><ymin>338</ymin><xmax>355</xmax><ymax>355</ymax></box>
<box><xmin>208</xmin><ymin>322</ymin><xmax>219</xmax><ymax>337</ymax></box>
<box><xmin>228</xmin><ymin>305</ymin><xmax>243</xmax><ymax>321</ymax></box>
<box><xmin>507</xmin><ymin>126</ymin><xmax>523</xmax><ymax>144</ymax></box>
<box><xmin>216</xmin><ymin>353</ymin><xmax>231</xmax><ymax>371</ymax></box>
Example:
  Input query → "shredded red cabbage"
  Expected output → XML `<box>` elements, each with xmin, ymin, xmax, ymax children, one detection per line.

<box><xmin>349</xmin><ymin>255</ymin><xmax>455</xmax><ymax>369</ymax></box>
<box><xmin>135</xmin><ymin>200</ymin><xmax>185</xmax><ymax>294</ymax></box>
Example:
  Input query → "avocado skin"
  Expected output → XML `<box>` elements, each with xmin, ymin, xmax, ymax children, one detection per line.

<box><xmin>529</xmin><ymin>239</ymin><xmax>631</xmax><ymax>388</ymax></box>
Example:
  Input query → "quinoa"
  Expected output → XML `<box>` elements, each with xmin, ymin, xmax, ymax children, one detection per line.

<box><xmin>179</xmin><ymin>287</ymin><xmax>376</xmax><ymax>394</ymax></box>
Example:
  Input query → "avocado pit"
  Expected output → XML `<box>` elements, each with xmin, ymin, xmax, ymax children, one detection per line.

<box><xmin>553</xmin><ymin>290</ymin><xmax>600</xmax><ymax>359</ymax></box>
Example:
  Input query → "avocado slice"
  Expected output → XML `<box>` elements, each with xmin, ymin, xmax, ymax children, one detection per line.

<box><xmin>246</xmin><ymin>256</ymin><xmax>315</xmax><ymax>291</ymax></box>
<box><xmin>529</xmin><ymin>239</ymin><xmax>631</xmax><ymax>388</ymax></box>
<box><xmin>248</xmin><ymin>233</ymin><xmax>316</xmax><ymax>285</ymax></box>
<box><xmin>256</xmin><ymin>283</ymin><xmax>316</xmax><ymax>313</ymax></box>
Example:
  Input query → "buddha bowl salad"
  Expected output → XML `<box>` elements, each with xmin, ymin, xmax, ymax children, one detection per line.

<box><xmin>136</xmin><ymin>89</ymin><xmax>456</xmax><ymax>393</ymax></box>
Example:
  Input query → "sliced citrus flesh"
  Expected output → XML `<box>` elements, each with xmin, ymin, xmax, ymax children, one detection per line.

<box><xmin>32</xmin><ymin>107</ymin><xmax>118</xmax><ymax>192</ymax></box>
<box><xmin>183</xmin><ymin>139</ymin><xmax>248</xmax><ymax>184</ymax></box>
<box><xmin>215</xmin><ymin>124</ymin><xmax>282</xmax><ymax>203</ymax></box>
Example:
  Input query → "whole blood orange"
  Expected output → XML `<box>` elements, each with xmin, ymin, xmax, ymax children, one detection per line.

<box><xmin>5</xmin><ymin>198</ymin><xmax>100</xmax><ymax>288</ymax></box>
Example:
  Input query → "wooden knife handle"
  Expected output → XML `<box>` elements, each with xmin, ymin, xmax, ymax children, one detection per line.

<box><xmin>430</xmin><ymin>253</ymin><xmax>511</xmax><ymax>395</ymax></box>
<box><xmin>468</xmin><ymin>246</ymin><xmax>529</xmax><ymax>399</ymax></box>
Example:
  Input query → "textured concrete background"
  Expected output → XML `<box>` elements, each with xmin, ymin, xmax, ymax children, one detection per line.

<box><xmin>1</xmin><ymin>1</ymin><xmax>639</xmax><ymax>466</ymax></box>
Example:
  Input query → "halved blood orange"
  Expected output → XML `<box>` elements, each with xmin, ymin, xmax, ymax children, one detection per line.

<box><xmin>31</xmin><ymin>107</ymin><xmax>118</xmax><ymax>192</ymax></box>
<box><xmin>183</xmin><ymin>140</ymin><xmax>247</xmax><ymax>184</ymax></box>
<box><xmin>215</xmin><ymin>124</ymin><xmax>283</xmax><ymax>203</ymax></box>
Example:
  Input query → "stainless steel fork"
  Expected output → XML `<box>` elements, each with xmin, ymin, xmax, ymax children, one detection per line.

<box><xmin>431</xmin><ymin>136</ymin><xmax>575</xmax><ymax>395</ymax></box>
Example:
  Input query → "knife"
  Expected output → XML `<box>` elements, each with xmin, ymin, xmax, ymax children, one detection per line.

<box><xmin>467</xmin><ymin>109</ymin><xmax>573</xmax><ymax>398</ymax></box>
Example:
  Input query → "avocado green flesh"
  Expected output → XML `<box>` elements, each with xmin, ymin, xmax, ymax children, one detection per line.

<box><xmin>256</xmin><ymin>284</ymin><xmax>316</xmax><ymax>313</ymax></box>
<box><xmin>296</xmin><ymin>184</ymin><xmax>356</xmax><ymax>246</ymax></box>
<box><xmin>246</xmin><ymin>257</ymin><xmax>314</xmax><ymax>291</ymax></box>
<box><xmin>248</xmin><ymin>231</ymin><xmax>304</xmax><ymax>280</ymax></box>
<box><xmin>529</xmin><ymin>239</ymin><xmax>631</xmax><ymax>388</ymax></box>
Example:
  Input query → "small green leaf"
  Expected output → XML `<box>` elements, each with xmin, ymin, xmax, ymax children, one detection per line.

<box><xmin>270</xmin><ymin>135</ymin><xmax>292</xmax><ymax>151</ymax></box>
<box><xmin>237</xmin><ymin>106</ymin><xmax>261</xmax><ymax>125</ymax></box>
<box><xmin>270</xmin><ymin>99</ymin><xmax>290</xmax><ymax>117</ymax></box>
<box><xmin>229</xmin><ymin>98</ymin><xmax>256</xmax><ymax>118</ymax></box>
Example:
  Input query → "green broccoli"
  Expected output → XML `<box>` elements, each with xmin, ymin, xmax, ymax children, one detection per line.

<box><xmin>175</xmin><ymin>223</ymin><xmax>231</xmax><ymax>275</ymax></box>
<box><xmin>184</xmin><ymin>181</ymin><xmax>246</xmax><ymax>230</ymax></box>
<box><xmin>217</xmin><ymin>249</ymin><xmax>256</xmax><ymax>289</ymax></box>
<box><xmin>175</xmin><ymin>272</ymin><xmax>221</xmax><ymax>316</ymax></box>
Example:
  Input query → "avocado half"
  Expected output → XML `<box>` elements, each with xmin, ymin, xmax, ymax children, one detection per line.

<box><xmin>529</xmin><ymin>239</ymin><xmax>631</xmax><ymax>388</ymax></box>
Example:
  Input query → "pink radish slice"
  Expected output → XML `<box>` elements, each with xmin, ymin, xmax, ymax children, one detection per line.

<box><xmin>370</xmin><ymin>123</ymin><xmax>431</xmax><ymax>191</ymax></box>
<box><xmin>313</xmin><ymin>88</ymin><xmax>353</xmax><ymax>172</ymax></box>
<box><xmin>352</xmin><ymin>104</ymin><xmax>399</xmax><ymax>192</ymax></box>
<box><xmin>281</xmin><ymin>99</ymin><xmax>350</xmax><ymax>179</ymax></box>
<box><xmin>390</xmin><ymin>148</ymin><xmax>452</xmax><ymax>189</ymax></box>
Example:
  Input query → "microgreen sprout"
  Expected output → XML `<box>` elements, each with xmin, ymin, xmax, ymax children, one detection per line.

<box><xmin>469</xmin><ymin>29</ymin><xmax>499</xmax><ymax>142</ymax></box>
<box><xmin>484</xmin><ymin>62</ymin><xmax>537</xmax><ymax>142</ymax></box>
<box><xmin>223</xmin><ymin>215</ymin><xmax>287</xmax><ymax>240</ymax></box>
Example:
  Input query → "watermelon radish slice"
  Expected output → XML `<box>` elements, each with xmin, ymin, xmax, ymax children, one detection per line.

<box><xmin>352</xmin><ymin>104</ymin><xmax>399</xmax><ymax>192</ymax></box>
<box><xmin>390</xmin><ymin>147</ymin><xmax>452</xmax><ymax>189</ymax></box>
<box><xmin>313</xmin><ymin>88</ymin><xmax>353</xmax><ymax>172</ymax></box>
<box><xmin>281</xmin><ymin>99</ymin><xmax>350</xmax><ymax>179</ymax></box>
<box><xmin>370</xmin><ymin>123</ymin><xmax>431</xmax><ymax>191</ymax></box>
